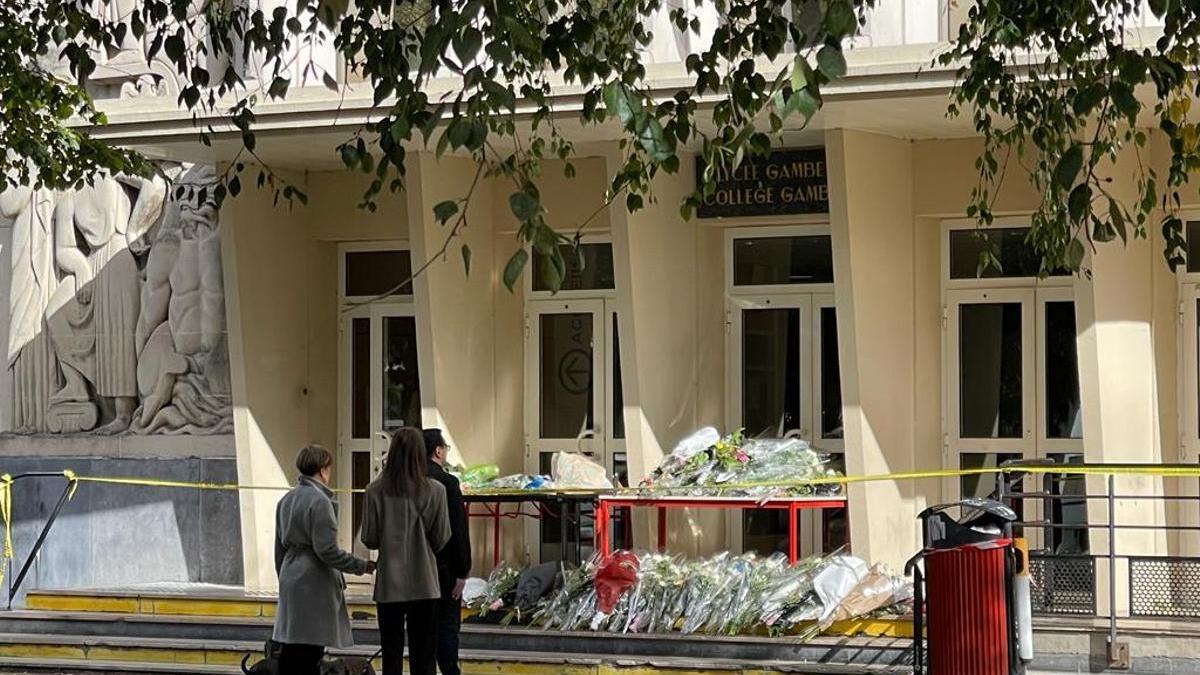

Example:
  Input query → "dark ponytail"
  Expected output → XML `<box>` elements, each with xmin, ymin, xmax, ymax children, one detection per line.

<box><xmin>383</xmin><ymin>427</ymin><xmax>428</xmax><ymax>498</ymax></box>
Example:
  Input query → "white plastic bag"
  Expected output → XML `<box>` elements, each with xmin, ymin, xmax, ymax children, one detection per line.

<box><xmin>552</xmin><ymin>452</ymin><xmax>614</xmax><ymax>488</ymax></box>
<box><xmin>813</xmin><ymin>555</ymin><xmax>869</xmax><ymax>626</ymax></box>
<box><xmin>670</xmin><ymin>427</ymin><xmax>721</xmax><ymax>459</ymax></box>
<box><xmin>462</xmin><ymin>577</ymin><xmax>488</xmax><ymax>605</ymax></box>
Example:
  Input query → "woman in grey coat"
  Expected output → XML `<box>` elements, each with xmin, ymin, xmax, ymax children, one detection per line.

<box><xmin>362</xmin><ymin>427</ymin><xmax>450</xmax><ymax>675</ymax></box>
<box><xmin>273</xmin><ymin>444</ymin><xmax>375</xmax><ymax>675</ymax></box>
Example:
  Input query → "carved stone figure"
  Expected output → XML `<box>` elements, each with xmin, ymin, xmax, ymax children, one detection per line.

<box><xmin>131</xmin><ymin>164</ymin><xmax>232</xmax><ymax>434</ymax></box>
<box><xmin>44</xmin><ymin>173</ymin><xmax>166</xmax><ymax>434</ymax></box>
<box><xmin>3</xmin><ymin>161</ymin><xmax>231</xmax><ymax>437</ymax></box>
<box><xmin>2</xmin><ymin>179</ymin><xmax>58</xmax><ymax>433</ymax></box>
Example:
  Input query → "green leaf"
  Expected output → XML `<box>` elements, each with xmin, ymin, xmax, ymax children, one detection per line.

<box><xmin>502</xmin><ymin>16</ymin><xmax>538</xmax><ymax>53</ymax></box>
<box><xmin>824</xmin><ymin>0</ymin><xmax>858</xmax><ymax>36</ymax></box>
<box><xmin>340</xmin><ymin>143</ymin><xmax>359</xmax><ymax>169</ymax></box>
<box><xmin>816</xmin><ymin>45</ymin><xmax>847</xmax><ymax>79</ymax></box>
<box><xmin>461</xmin><ymin>244</ymin><xmax>472</xmax><ymax>277</ymax></box>
<box><xmin>447</xmin><ymin>119</ymin><xmax>471</xmax><ymax>149</ymax></box>
<box><xmin>1109</xmin><ymin>197</ymin><xmax>1128</xmax><ymax>243</ymax></box>
<box><xmin>603</xmin><ymin>82</ymin><xmax>638</xmax><ymax>126</ymax></box>
<box><xmin>502</xmin><ymin>249</ymin><xmax>529</xmax><ymax>292</ymax></box>
<box><xmin>509</xmin><ymin>191</ymin><xmax>539</xmax><ymax>221</ymax></box>
<box><xmin>433</xmin><ymin>200</ymin><xmax>459</xmax><ymax>224</ymax></box>
<box><xmin>637</xmin><ymin>118</ymin><xmax>674</xmax><ymax>162</ymax></box>
<box><xmin>788</xmin><ymin>89</ymin><xmax>821</xmax><ymax>120</ymax></box>
<box><xmin>1066</xmin><ymin>238</ymin><xmax>1086</xmax><ymax>270</ymax></box>
<box><xmin>268</xmin><ymin>77</ymin><xmax>290</xmax><ymax>98</ymax></box>
<box><xmin>454</xmin><ymin>27</ymin><xmax>483</xmax><ymax>64</ymax></box>
<box><xmin>1055</xmin><ymin>144</ymin><xmax>1084</xmax><ymax>190</ymax></box>
<box><xmin>790</xmin><ymin>54</ymin><xmax>810</xmax><ymax>92</ymax></box>
<box><xmin>540</xmin><ymin>247</ymin><xmax>566</xmax><ymax>292</ymax></box>
<box><xmin>1068</xmin><ymin>183</ymin><xmax>1091</xmax><ymax>223</ymax></box>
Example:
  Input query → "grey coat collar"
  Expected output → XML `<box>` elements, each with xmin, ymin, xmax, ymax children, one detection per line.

<box><xmin>298</xmin><ymin>475</ymin><xmax>333</xmax><ymax>499</ymax></box>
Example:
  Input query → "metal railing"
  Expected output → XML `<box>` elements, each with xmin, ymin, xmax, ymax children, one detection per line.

<box><xmin>2</xmin><ymin>472</ymin><xmax>78</xmax><ymax>609</ymax></box>
<box><xmin>995</xmin><ymin>460</ymin><xmax>1200</xmax><ymax>666</ymax></box>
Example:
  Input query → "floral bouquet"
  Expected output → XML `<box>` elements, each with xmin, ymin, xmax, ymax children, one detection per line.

<box><xmin>640</xmin><ymin>427</ymin><xmax>843</xmax><ymax>497</ymax></box>
<box><xmin>468</xmin><ymin>562</ymin><xmax>520</xmax><ymax>617</ymax></box>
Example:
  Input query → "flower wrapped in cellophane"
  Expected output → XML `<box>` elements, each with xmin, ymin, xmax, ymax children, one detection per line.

<box><xmin>639</xmin><ymin>428</ymin><xmax>843</xmax><ymax>497</ymax></box>
<box><xmin>482</xmin><ymin>549</ymin><xmax>911</xmax><ymax>640</ymax></box>
<box><xmin>467</xmin><ymin>562</ymin><xmax>520</xmax><ymax>617</ymax></box>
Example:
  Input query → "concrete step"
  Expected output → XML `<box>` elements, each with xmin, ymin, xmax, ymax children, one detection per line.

<box><xmin>0</xmin><ymin>609</ymin><xmax>914</xmax><ymax>668</ymax></box>
<box><xmin>0</xmin><ymin>632</ymin><xmax>914</xmax><ymax>674</ymax></box>
<box><xmin>21</xmin><ymin>587</ymin><xmax>912</xmax><ymax>639</ymax></box>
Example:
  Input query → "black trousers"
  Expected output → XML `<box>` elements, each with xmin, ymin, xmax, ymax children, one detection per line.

<box><xmin>278</xmin><ymin>642</ymin><xmax>323</xmax><ymax>675</ymax></box>
<box><xmin>437</xmin><ymin>575</ymin><xmax>462</xmax><ymax>675</ymax></box>
<box><xmin>377</xmin><ymin>599</ymin><xmax>439</xmax><ymax>675</ymax></box>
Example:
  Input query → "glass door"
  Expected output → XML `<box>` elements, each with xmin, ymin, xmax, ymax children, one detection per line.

<box><xmin>1180</xmin><ymin>284</ymin><xmax>1200</xmax><ymax>554</ymax></box>
<box><xmin>810</xmin><ymin>296</ymin><xmax>848</xmax><ymax>554</ymax></box>
<box><xmin>946</xmin><ymin>288</ymin><xmax>1035</xmax><ymax>527</ymax></box>
<box><xmin>338</xmin><ymin>302</ymin><xmax>424</xmax><ymax>561</ymax></box>
<box><xmin>525</xmin><ymin>299</ymin><xmax>605</xmax><ymax>563</ymax></box>
<box><xmin>728</xmin><ymin>295</ymin><xmax>813</xmax><ymax>556</ymax></box>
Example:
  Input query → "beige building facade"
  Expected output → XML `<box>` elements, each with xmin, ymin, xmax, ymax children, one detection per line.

<box><xmin>2</xmin><ymin>3</ymin><xmax>1196</xmax><ymax>624</ymax></box>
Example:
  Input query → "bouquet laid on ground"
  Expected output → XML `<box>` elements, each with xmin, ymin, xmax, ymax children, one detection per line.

<box><xmin>640</xmin><ymin>427</ymin><xmax>844</xmax><ymax>497</ymax></box>
<box><xmin>464</xmin><ymin>550</ymin><xmax>912</xmax><ymax>639</ymax></box>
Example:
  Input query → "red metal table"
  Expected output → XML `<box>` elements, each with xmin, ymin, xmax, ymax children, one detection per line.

<box><xmin>595</xmin><ymin>494</ymin><xmax>848</xmax><ymax>564</ymax></box>
<box><xmin>464</xmin><ymin>490</ymin><xmax>610</xmax><ymax>567</ymax></box>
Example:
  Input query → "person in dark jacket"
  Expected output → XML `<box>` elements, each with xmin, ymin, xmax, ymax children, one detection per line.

<box><xmin>424</xmin><ymin>428</ymin><xmax>472</xmax><ymax>675</ymax></box>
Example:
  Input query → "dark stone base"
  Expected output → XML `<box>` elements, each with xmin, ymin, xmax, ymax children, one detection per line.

<box><xmin>4</xmin><ymin>455</ymin><xmax>243</xmax><ymax>604</ymax></box>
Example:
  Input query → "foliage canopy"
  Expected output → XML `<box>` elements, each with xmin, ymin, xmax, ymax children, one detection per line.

<box><xmin>2</xmin><ymin>0</ymin><xmax>1200</xmax><ymax>286</ymax></box>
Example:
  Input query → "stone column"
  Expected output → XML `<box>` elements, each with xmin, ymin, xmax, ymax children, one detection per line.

<box><xmin>222</xmin><ymin>170</ymin><xmax>312</xmax><ymax>591</ymax></box>
<box><xmin>826</xmin><ymin>129</ymin><xmax>921</xmax><ymax>568</ymax></box>
<box><xmin>1073</xmin><ymin>142</ymin><xmax>1174</xmax><ymax>616</ymax></box>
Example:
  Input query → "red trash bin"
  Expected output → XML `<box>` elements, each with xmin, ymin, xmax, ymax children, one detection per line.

<box><xmin>924</xmin><ymin>539</ymin><xmax>1013</xmax><ymax>675</ymax></box>
<box><xmin>906</xmin><ymin>499</ymin><xmax>1024</xmax><ymax>675</ymax></box>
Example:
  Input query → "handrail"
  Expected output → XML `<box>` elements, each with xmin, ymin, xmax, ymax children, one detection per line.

<box><xmin>3</xmin><ymin>473</ymin><xmax>78</xmax><ymax>609</ymax></box>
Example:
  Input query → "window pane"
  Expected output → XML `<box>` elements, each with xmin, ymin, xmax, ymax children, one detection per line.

<box><xmin>1045</xmin><ymin>301</ymin><xmax>1082</xmax><ymax>439</ymax></box>
<box><xmin>822</xmin><ymin>453</ymin><xmax>849</xmax><ymax>553</ymax></box>
<box><xmin>742</xmin><ymin>308</ymin><xmax>801</xmax><ymax>437</ymax></box>
<box><xmin>743</xmin><ymin>510</ymin><xmax>799</xmax><ymax>556</ymax></box>
<box><xmin>382</xmin><ymin>316</ymin><xmax>421</xmax><ymax>432</ymax></box>
<box><xmin>612</xmin><ymin>313</ymin><xmax>625</xmax><ymax>439</ymax></box>
<box><xmin>732</xmin><ymin>235</ymin><xmax>834</xmax><ymax>286</ymax></box>
<box><xmin>351</xmin><ymin>451</ymin><xmax>371</xmax><ymax>558</ymax></box>
<box><xmin>351</xmin><ymin>318</ymin><xmax>370</xmax><ymax>439</ymax></box>
<box><xmin>344</xmin><ymin>250</ymin><xmax>413</xmax><ymax>297</ymax></box>
<box><xmin>533</xmin><ymin>243</ymin><xmax>616</xmax><ymax>292</ymax></box>
<box><xmin>960</xmin><ymin>452</ymin><xmax>1024</xmax><ymax>523</ymax></box>
<box><xmin>537</xmin><ymin>452</ymin><xmax>595</xmax><ymax>563</ymax></box>
<box><xmin>960</xmin><ymin>303</ymin><xmax>1023</xmax><ymax>438</ymax></box>
<box><xmin>1187</xmin><ymin>221</ymin><xmax>1200</xmax><ymax>273</ymax></box>
<box><xmin>610</xmin><ymin>451</ymin><xmax>633</xmax><ymax>548</ymax></box>
<box><xmin>1046</xmin><ymin>453</ymin><xmax>1089</xmax><ymax>554</ymax></box>
<box><xmin>949</xmin><ymin>228</ymin><xmax>1068</xmax><ymax>279</ymax></box>
<box><xmin>540</xmin><ymin>313</ymin><xmax>594</xmax><ymax>438</ymax></box>
<box><xmin>820</xmin><ymin>307</ymin><xmax>843</xmax><ymax>440</ymax></box>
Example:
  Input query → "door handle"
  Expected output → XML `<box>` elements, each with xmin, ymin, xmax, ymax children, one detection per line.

<box><xmin>576</xmin><ymin>428</ymin><xmax>595</xmax><ymax>453</ymax></box>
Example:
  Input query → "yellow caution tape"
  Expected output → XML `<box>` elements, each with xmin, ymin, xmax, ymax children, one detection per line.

<box><xmin>0</xmin><ymin>474</ymin><xmax>12</xmax><ymax>589</ymax></box>
<box><xmin>0</xmin><ymin>464</ymin><xmax>1196</xmax><ymax>501</ymax></box>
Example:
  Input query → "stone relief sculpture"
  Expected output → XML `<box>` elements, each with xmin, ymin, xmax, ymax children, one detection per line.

<box><xmin>1</xmin><ymin>162</ymin><xmax>232</xmax><ymax>436</ymax></box>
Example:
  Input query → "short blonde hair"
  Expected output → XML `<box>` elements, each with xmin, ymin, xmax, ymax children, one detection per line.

<box><xmin>296</xmin><ymin>444</ymin><xmax>333</xmax><ymax>477</ymax></box>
